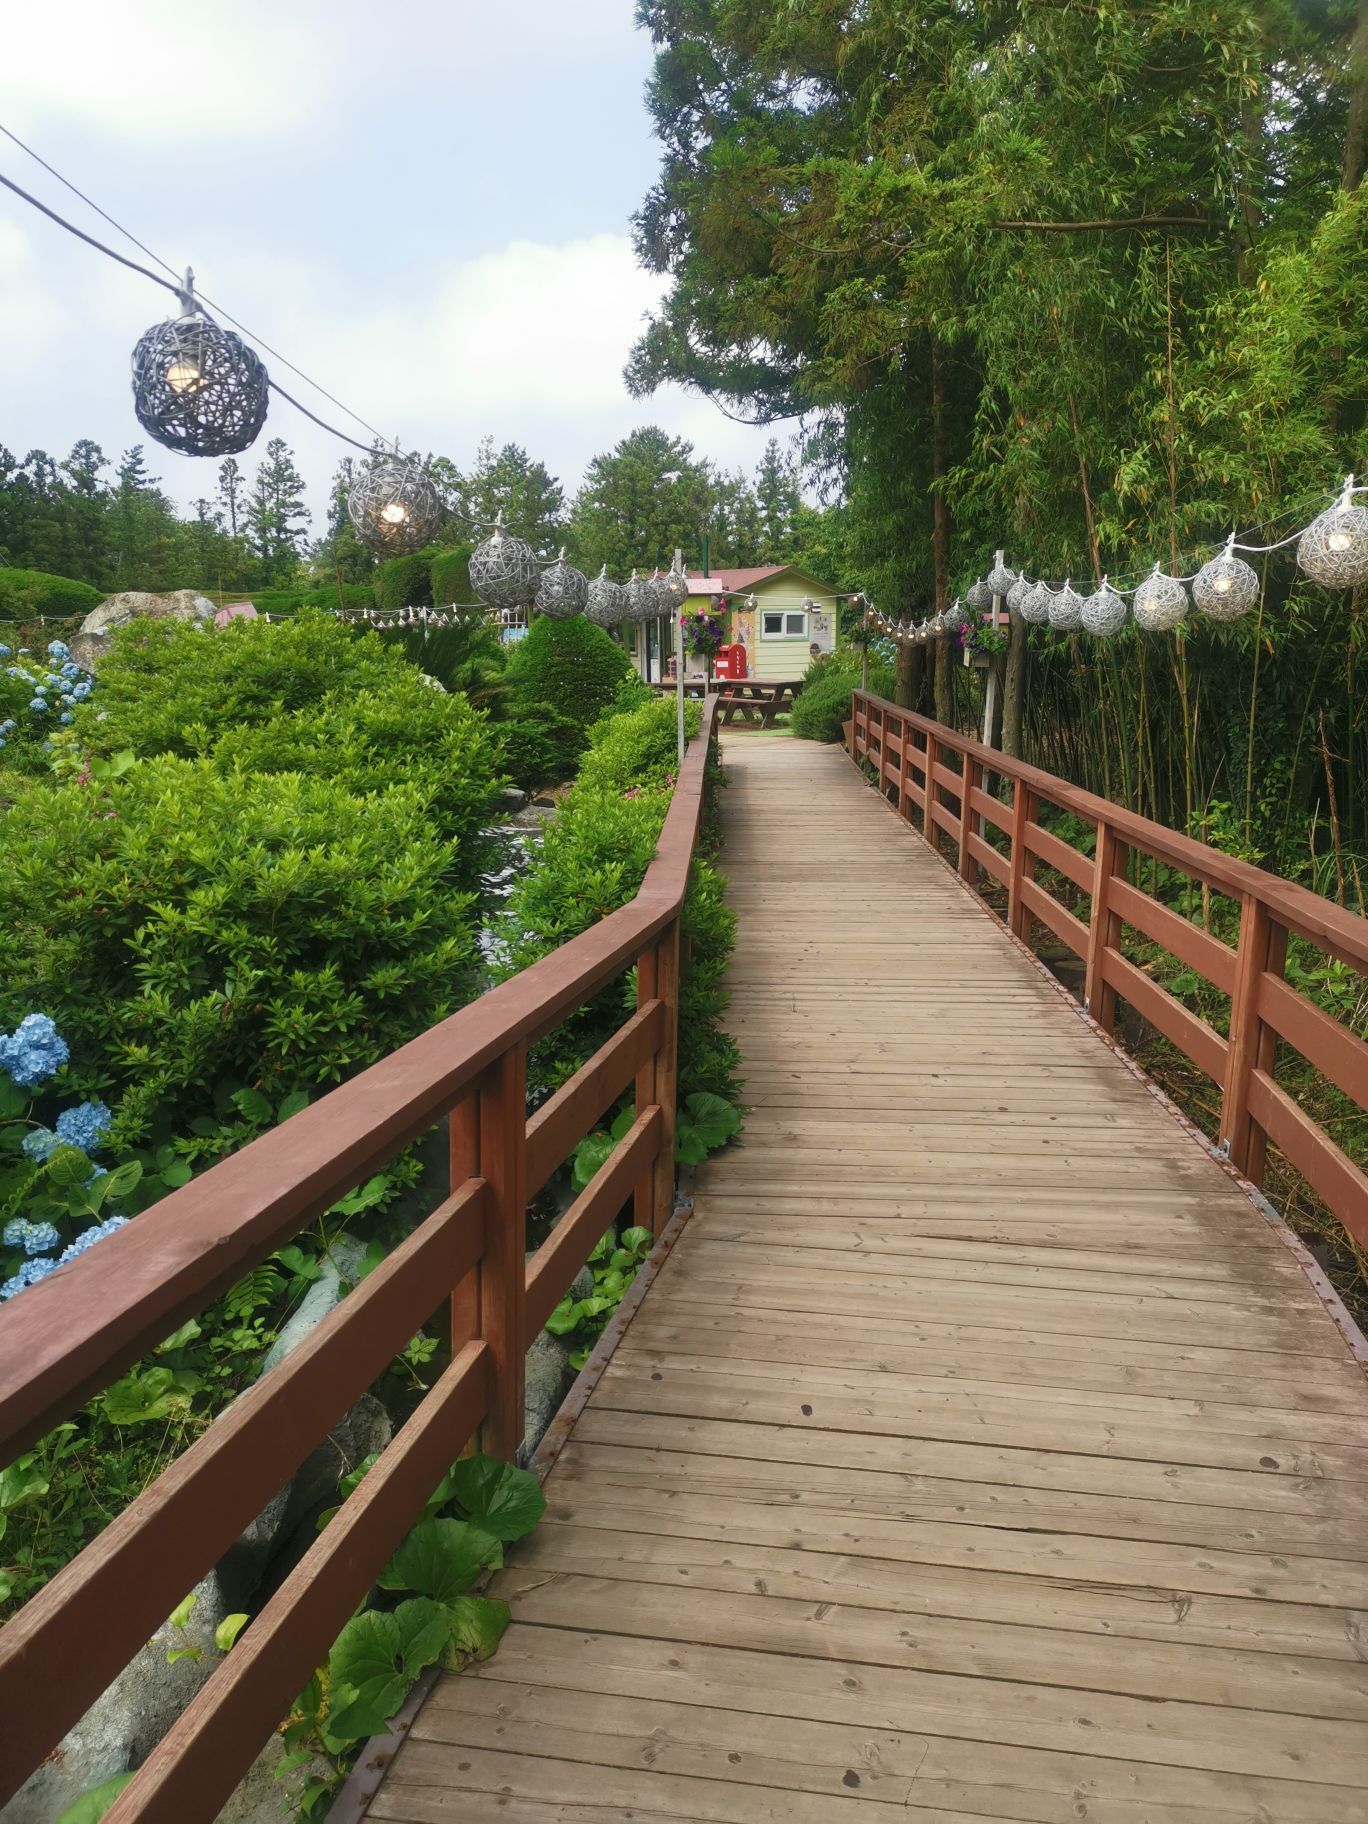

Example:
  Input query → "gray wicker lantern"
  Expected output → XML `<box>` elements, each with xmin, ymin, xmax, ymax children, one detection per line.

<box><xmin>624</xmin><ymin>569</ymin><xmax>659</xmax><ymax>623</ymax></box>
<box><xmin>943</xmin><ymin>600</ymin><xmax>965</xmax><ymax>632</ymax></box>
<box><xmin>658</xmin><ymin>562</ymin><xmax>690</xmax><ymax>617</ymax></box>
<box><xmin>1081</xmin><ymin>580</ymin><xmax>1127</xmax><ymax>637</ymax></box>
<box><xmin>470</xmin><ymin>514</ymin><xmax>541</xmax><ymax>610</ymax></box>
<box><xmin>966</xmin><ymin>578</ymin><xmax>992</xmax><ymax>611</ymax></box>
<box><xmin>534</xmin><ymin>548</ymin><xmax>589</xmax><ymax>619</ymax></box>
<box><xmin>347</xmin><ymin>454</ymin><xmax>443</xmax><ymax>557</ymax></box>
<box><xmin>585</xmin><ymin>565</ymin><xmax>626</xmax><ymax>627</ymax></box>
<box><xmin>1193</xmin><ymin>544</ymin><xmax>1259</xmax><ymax>621</ymax></box>
<box><xmin>1297</xmin><ymin>486</ymin><xmax>1368</xmax><ymax>587</ymax></box>
<box><xmin>1006</xmin><ymin>574</ymin><xmax>1032</xmax><ymax>613</ymax></box>
<box><xmin>987</xmin><ymin>554</ymin><xmax>1016</xmax><ymax>596</ymax></box>
<box><xmin>1018</xmin><ymin>580</ymin><xmax>1051</xmax><ymax>624</ymax></box>
<box><xmin>131</xmin><ymin>271</ymin><xmax>268</xmax><ymax>457</ymax></box>
<box><xmin>1048</xmin><ymin>579</ymin><xmax>1083</xmax><ymax>630</ymax></box>
<box><xmin>1132</xmin><ymin>565</ymin><xmax>1189</xmax><ymax>632</ymax></box>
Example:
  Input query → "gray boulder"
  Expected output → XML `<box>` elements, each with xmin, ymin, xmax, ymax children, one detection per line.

<box><xmin>70</xmin><ymin>590</ymin><xmax>214</xmax><ymax>672</ymax></box>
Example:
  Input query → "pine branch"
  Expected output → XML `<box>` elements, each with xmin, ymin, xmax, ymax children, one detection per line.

<box><xmin>994</xmin><ymin>216</ymin><xmax>1216</xmax><ymax>232</ymax></box>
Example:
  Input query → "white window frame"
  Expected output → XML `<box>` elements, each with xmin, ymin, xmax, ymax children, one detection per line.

<box><xmin>760</xmin><ymin>608</ymin><xmax>808</xmax><ymax>639</ymax></box>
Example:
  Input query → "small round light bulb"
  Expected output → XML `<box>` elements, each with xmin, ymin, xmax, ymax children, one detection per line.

<box><xmin>165</xmin><ymin>360</ymin><xmax>201</xmax><ymax>394</ymax></box>
<box><xmin>1211</xmin><ymin>574</ymin><xmax>1232</xmax><ymax>594</ymax></box>
<box><xmin>380</xmin><ymin>501</ymin><xmax>408</xmax><ymax>526</ymax></box>
<box><xmin>1327</xmin><ymin>524</ymin><xmax>1353</xmax><ymax>552</ymax></box>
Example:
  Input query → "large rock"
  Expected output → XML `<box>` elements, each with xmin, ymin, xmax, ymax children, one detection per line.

<box><xmin>70</xmin><ymin>589</ymin><xmax>214</xmax><ymax>672</ymax></box>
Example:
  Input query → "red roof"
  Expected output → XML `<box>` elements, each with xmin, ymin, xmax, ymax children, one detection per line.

<box><xmin>683</xmin><ymin>566</ymin><xmax>788</xmax><ymax>593</ymax></box>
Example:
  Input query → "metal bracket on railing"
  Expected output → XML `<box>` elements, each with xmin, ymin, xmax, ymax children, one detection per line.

<box><xmin>1216</xmin><ymin>1137</ymin><xmax>1231</xmax><ymax>1159</ymax></box>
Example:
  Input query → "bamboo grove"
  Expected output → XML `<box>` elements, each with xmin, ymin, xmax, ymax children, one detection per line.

<box><xmin>629</xmin><ymin>0</ymin><xmax>1368</xmax><ymax>891</ymax></box>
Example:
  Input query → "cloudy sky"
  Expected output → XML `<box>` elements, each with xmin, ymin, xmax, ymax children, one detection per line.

<box><xmin>0</xmin><ymin>0</ymin><xmax>779</xmax><ymax>524</ymax></box>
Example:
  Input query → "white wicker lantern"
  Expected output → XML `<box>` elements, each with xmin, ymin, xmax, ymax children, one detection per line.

<box><xmin>585</xmin><ymin>565</ymin><xmax>627</xmax><ymax>627</ymax></box>
<box><xmin>1018</xmin><ymin>580</ymin><xmax>1051</xmax><ymax>624</ymax></box>
<box><xmin>470</xmin><ymin>514</ymin><xmax>541</xmax><ymax>610</ymax></box>
<box><xmin>1048</xmin><ymin>579</ymin><xmax>1084</xmax><ymax>630</ymax></box>
<box><xmin>1132</xmin><ymin>564</ymin><xmax>1189</xmax><ymax>632</ymax></box>
<box><xmin>1296</xmin><ymin>482</ymin><xmax>1368</xmax><ymax>587</ymax></box>
<box><xmin>1081</xmin><ymin>580</ymin><xmax>1127</xmax><ymax>637</ymax></box>
<box><xmin>966</xmin><ymin>578</ymin><xmax>992</xmax><ymax>611</ymax></box>
<box><xmin>1006</xmin><ymin>574</ymin><xmax>1032</xmax><ymax>613</ymax></box>
<box><xmin>1193</xmin><ymin>543</ymin><xmax>1259</xmax><ymax>621</ymax></box>
<box><xmin>346</xmin><ymin>454</ymin><xmax>443</xmax><ymax>557</ymax></box>
<box><xmin>534</xmin><ymin>548</ymin><xmax>589</xmax><ymax>619</ymax></box>
<box><xmin>987</xmin><ymin>555</ymin><xmax>1016</xmax><ymax>596</ymax></box>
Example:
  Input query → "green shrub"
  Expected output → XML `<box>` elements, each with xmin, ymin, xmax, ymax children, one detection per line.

<box><xmin>0</xmin><ymin>568</ymin><xmax>103</xmax><ymax>619</ymax></box>
<box><xmin>0</xmin><ymin>759</ymin><xmax>480</xmax><ymax>1143</ymax></box>
<box><xmin>377</xmin><ymin>550</ymin><xmax>437</xmax><ymax>611</ymax></box>
<box><xmin>73</xmin><ymin>611</ymin><xmax>427</xmax><ymax>759</ymax></box>
<box><xmin>208</xmin><ymin>677</ymin><xmax>501</xmax><ymax>872</ymax></box>
<box><xmin>379</xmin><ymin>617</ymin><xmax>508</xmax><ymax>704</ymax></box>
<box><xmin>246</xmin><ymin>588</ymin><xmax>309</xmax><ymax>617</ymax></box>
<box><xmin>790</xmin><ymin>651</ymin><xmax>893</xmax><ymax>742</ymax></box>
<box><xmin>430</xmin><ymin>545</ymin><xmax>474</xmax><ymax>608</ymax></box>
<box><xmin>496</xmin><ymin>709</ymin><xmax>581</xmax><ymax>793</ymax></box>
<box><xmin>505</xmin><ymin>616</ymin><xmax>635</xmax><ymax>758</ymax></box>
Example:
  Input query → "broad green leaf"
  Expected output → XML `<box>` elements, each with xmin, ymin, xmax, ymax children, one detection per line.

<box><xmin>214</xmin><ymin>1612</ymin><xmax>250</xmax><ymax>1651</ymax></box>
<box><xmin>543</xmin><ymin>1296</ymin><xmax>582</xmax><ymax>1336</ymax></box>
<box><xmin>674</xmin><ymin>1125</ymin><xmax>710</xmax><ymax>1166</ymax></box>
<box><xmin>160</xmin><ymin>1159</ymin><xmax>193</xmax><ymax>1189</ymax></box>
<box><xmin>571</xmin><ymin>1132</ymin><xmax>614</xmax><ymax>1191</ymax></box>
<box><xmin>56</xmin><ymin>1773</ymin><xmax>135</xmax><ymax>1823</ymax></box>
<box><xmin>325</xmin><ymin>1598</ymin><xmax>449</xmax><ymax>1745</ymax></box>
<box><xmin>619</xmin><ymin>1226</ymin><xmax>651</xmax><ymax>1253</ymax></box>
<box><xmin>609</xmin><ymin>1104</ymin><xmax>637</xmax><ymax>1142</ymax></box>
<box><xmin>0</xmin><ymin>1080</ymin><xmax>28</xmax><ymax>1119</ymax></box>
<box><xmin>0</xmin><ymin>1458</ymin><xmax>50</xmax><ymax>1510</ymax></box>
<box><xmin>445</xmin><ymin>1455</ymin><xmax>546</xmax><ymax>1541</ymax></box>
<box><xmin>682</xmin><ymin>1091</ymin><xmax>740</xmax><ymax>1149</ymax></box>
<box><xmin>377</xmin><ymin>1516</ymin><xmax>500</xmax><ymax>1601</ymax></box>
<box><xmin>166</xmin><ymin>1646</ymin><xmax>203</xmax><ymax>1665</ymax></box>
<box><xmin>45</xmin><ymin>1145</ymin><xmax>93</xmax><ymax>1189</ymax></box>
<box><xmin>167</xmin><ymin>1591</ymin><xmax>198</xmax><ymax>1629</ymax></box>
<box><xmin>102</xmin><ymin>1367</ymin><xmax>193</xmax><ymax>1425</ymax></box>
<box><xmin>157</xmin><ymin>1318</ymin><xmax>201</xmax><ymax>1353</ymax></box>
<box><xmin>101</xmin><ymin>1159</ymin><xmax>143</xmax><ymax>1201</ymax></box>
<box><xmin>440</xmin><ymin>1594</ymin><xmax>510</xmax><ymax>1669</ymax></box>
<box><xmin>231</xmin><ymin>1087</ymin><xmax>273</xmax><ymax>1124</ymax></box>
<box><xmin>277</xmin><ymin>1089</ymin><xmax>310</xmax><ymax>1121</ymax></box>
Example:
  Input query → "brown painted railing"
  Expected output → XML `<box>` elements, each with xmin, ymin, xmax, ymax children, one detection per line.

<box><xmin>0</xmin><ymin>697</ymin><xmax>717</xmax><ymax>1820</ymax></box>
<box><xmin>851</xmin><ymin>691</ymin><xmax>1368</xmax><ymax>1250</ymax></box>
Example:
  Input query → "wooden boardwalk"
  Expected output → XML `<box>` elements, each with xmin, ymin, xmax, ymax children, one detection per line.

<box><xmin>367</xmin><ymin>735</ymin><xmax>1368</xmax><ymax>1823</ymax></box>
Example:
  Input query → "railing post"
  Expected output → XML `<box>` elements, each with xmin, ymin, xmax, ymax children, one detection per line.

<box><xmin>448</xmin><ymin>1086</ymin><xmax>481</xmax><ymax>1361</ymax></box>
<box><xmin>1083</xmin><ymin>820</ymin><xmax>1124</xmax><ymax>1032</ymax></box>
<box><xmin>898</xmin><ymin>715</ymin><xmax>913</xmax><ymax>819</ymax></box>
<box><xmin>1222</xmin><ymin>896</ymin><xmax>1288</xmax><ymax>1184</ymax></box>
<box><xmin>1007</xmin><ymin>781</ymin><xmax>1035</xmax><ymax>939</ymax></box>
<box><xmin>959</xmin><ymin>754</ymin><xmax>982</xmax><ymax>883</ymax></box>
<box><xmin>634</xmin><ymin>922</ymin><xmax>679</xmax><ymax>1235</ymax></box>
<box><xmin>922</xmin><ymin>727</ymin><xmax>938</xmax><ymax>838</ymax></box>
<box><xmin>475</xmin><ymin>1048</ymin><xmax>526</xmax><ymax>1460</ymax></box>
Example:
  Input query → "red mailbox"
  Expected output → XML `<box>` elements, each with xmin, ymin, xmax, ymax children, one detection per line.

<box><xmin>714</xmin><ymin>642</ymin><xmax>748</xmax><ymax>681</ymax></box>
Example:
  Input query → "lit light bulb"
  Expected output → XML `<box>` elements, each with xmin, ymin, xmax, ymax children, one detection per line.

<box><xmin>1211</xmin><ymin>574</ymin><xmax>1232</xmax><ymax>594</ymax></box>
<box><xmin>165</xmin><ymin>360</ymin><xmax>201</xmax><ymax>394</ymax></box>
<box><xmin>380</xmin><ymin>501</ymin><xmax>408</xmax><ymax>526</ymax></box>
<box><xmin>1327</xmin><ymin>523</ymin><xmax>1353</xmax><ymax>552</ymax></box>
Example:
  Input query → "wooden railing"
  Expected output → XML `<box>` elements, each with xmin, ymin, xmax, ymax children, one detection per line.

<box><xmin>0</xmin><ymin>696</ymin><xmax>717</xmax><ymax>1820</ymax></box>
<box><xmin>851</xmin><ymin>691</ymin><xmax>1368</xmax><ymax>1250</ymax></box>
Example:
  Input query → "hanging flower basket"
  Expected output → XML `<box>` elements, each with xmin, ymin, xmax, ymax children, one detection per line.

<box><xmin>681</xmin><ymin>609</ymin><xmax>725</xmax><ymax>659</ymax></box>
<box><xmin>959</xmin><ymin>616</ymin><xmax>1010</xmax><ymax>668</ymax></box>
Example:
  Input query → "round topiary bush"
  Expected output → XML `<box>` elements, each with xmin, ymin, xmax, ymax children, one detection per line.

<box><xmin>0</xmin><ymin>568</ymin><xmax>104</xmax><ymax>619</ymax></box>
<box><xmin>431</xmin><ymin>545</ymin><xmax>474</xmax><ymax>608</ymax></box>
<box><xmin>505</xmin><ymin>615</ymin><xmax>635</xmax><ymax>745</ymax></box>
<box><xmin>790</xmin><ymin>653</ymin><xmax>893</xmax><ymax>743</ymax></box>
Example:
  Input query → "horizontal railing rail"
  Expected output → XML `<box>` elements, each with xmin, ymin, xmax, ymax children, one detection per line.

<box><xmin>0</xmin><ymin>696</ymin><xmax>717</xmax><ymax>1821</ymax></box>
<box><xmin>850</xmin><ymin>691</ymin><xmax>1368</xmax><ymax>1251</ymax></box>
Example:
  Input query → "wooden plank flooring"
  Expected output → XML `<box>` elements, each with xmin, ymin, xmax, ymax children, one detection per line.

<box><xmin>368</xmin><ymin>735</ymin><xmax>1368</xmax><ymax>1824</ymax></box>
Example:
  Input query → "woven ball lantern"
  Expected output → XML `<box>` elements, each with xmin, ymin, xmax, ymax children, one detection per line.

<box><xmin>624</xmin><ymin>569</ymin><xmax>659</xmax><ymax>623</ymax></box>
<box><xmin>585</xmin><ymin>565</ymin><xmax>627</xmax><ymax>627</ymax></box>
<box><xmin>1081</xmin><ymin>580</ymin><xmax>1127</xmax><ymax>637</ymax></box>
<box><xmin>534</xmin><ymin>548</ymin><xmax>589</xmax><ymax>619</ymax></box>
<box><xmin>1048</xmin><ymin>579</ymin><xmax>1084</xmax><ymax>630</ymax></box>
<box><xmin>1018</xmin><ymin>580</ymin><xmax>1051</xmax><ymax>624</ymax></box>
<box><xmin>1297</xmin><ymin>484</ymin><xmax>1368</xmax><ymax>587</ymax></box>
<box><xmin>347</xmin><ymin>454</ymin><xmax>443</xmax><ymax>557</ymax></box>
<box><xmin>987</xmin><ymin>555</ymin><xmax>1016</xmax><ymax>596</ymax></box>
<box><xmin>966</xmin><ymin>578</ymin><xmax>992</xmax><ymax>611</ymax></box>
<box><xmin>943</xmin><ymin>600</ymin><xmax>965</xmax><ymax>632</ymax></box>
<box><xmin>658</xmin><ymin>564</ymin><xmax>690</xmax><ymax>619</ymax></box>
<box><xmin>131</xmin><ymin>272</ymin><xmax>268</xmax><ymax>457</ymax></box>
<box><xmin>470</xmin><ymin>514</ymin><xmax>541</xmax><ymax>611</ymax></box>
<box><xmin>1132</xmin><ymin>564</ymin><xmax>1189</xmax><ymax>632</ymax></box>
<box><xmin>1006</xmin><ymin>574</ymin><xmax>1032</xmax><ymax>613</ymax></box>
<box><xmin>1193</xmin><ymin>544</ymin><xmax>1259</xmax><ymax>621</ymax></box>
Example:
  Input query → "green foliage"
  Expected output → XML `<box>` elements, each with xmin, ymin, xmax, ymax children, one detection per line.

<box><xmin>545</xmin><ymin>1222</ymin><xmax>654</xmax><ymax>1368</ymax></box>
<box><xmin>287</xmin><ymin>1452</ymin><xmax>540</xmax><ymax>1811</ymax></box>
<box><xmin>429</xmin><ymin>544</ymin><xmax>474</xmax><ymax>607</ymax></box>
<box><xmin>0</xmin><ymin>568</ymin><xmax>103</xmax><ymax>619</ymax></box>
<box><xmin>496</xmin><ymin>710</ymin><xmax>580</xmax><ymax>793</ymax></box>
<box><xmin>0</xmin><ymin>759</ymin><xmax>478</xmax><ymax>1142</ymax></box>
<box><xmin>674</xmin><ymin>1090</ymin><xmax>742</xmax><ymax>1164</ymax></box>
<box><xmin>791</xmin><ymin>652</ymin><xmax>893</xmax><ymax>744</ymax></box>
<box><xmin>505</xmin><ymin>615</ymin><xmax>636</xmax><ymax>750</ymax></box>
<box><xmin>377</xmin><ymin>549</ymin><xmax>437</xmax><ymax>611</ymax></box>
<box><xmin>56</xmin><ymin>1774</ymin><xmax>135</xmax><ymax>1823</ymax></box>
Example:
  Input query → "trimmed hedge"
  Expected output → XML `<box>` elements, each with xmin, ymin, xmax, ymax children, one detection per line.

<box><xmin>431</xmin><ymin>545</ymin><xmax>474</xmax><ymax>608</ymax></box>
<box><xmin>790</xmin><ymin>651</ymin><xmax>894</xmax><ymax>743</ymax></box>
<box><xmin>377</xmin><ymin>549</ymin><xmax>437</xmax><ymax>611</ymax></box>
<box><xmin>505</xmin><ymin>616</ymin><xmax>636</xmax><ymax>749</ymax></box>
<box><xmin>0</xmin><ymin>569</ymin><xmax>103</xmax><ymax>619</ymax></box>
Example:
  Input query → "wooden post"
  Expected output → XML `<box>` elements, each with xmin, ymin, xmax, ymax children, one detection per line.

<box><xmin>448</xmin><ymin>1087</ymin><xmax>481</xmax><ymax>1358</ymax></box>
<box><xmin>959</xmin><ymin>755</ymin><xmax>981</xmax><ymax>883</ymax></box>
<box><xmin>476</xmin><ymin>1049</ymin><xmax>526</xmax><ymax>1461</ymax></box>
<box><xmin>636</xmin><ymin>923</ymin><xmax>679</xmax><ymax>1235</ymax></box>
<box><xmin>898</xmin><ymin>714</ymin><xmax>913</xmax><ymax>820</ymax></box>
<box><xmin>1007</xmin><ymin>781</ymin><xmax>1034</xmax><ymax>940</ymax></box>
<box><xmin>923</xmin><ymin>726</ymin><xmax>939</xmax><ymax>837</ymax></box>
<box><xmin>1222</xmin><ymin>896</ymin><xmax>1288</xmax><ymax>1183</ymax></box>
<box><xmin>1083</xmin><ymin>821</ymin><xmax>1124</xmax><ymax>1032</ymax></box>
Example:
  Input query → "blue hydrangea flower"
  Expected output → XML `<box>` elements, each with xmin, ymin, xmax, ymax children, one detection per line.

<box><xmin>21</xmin><ymin>1126</ymin><xmax>59</xmax><ymax>1161</ymax></box>
<box><xmin>1</xmin><ymin>718</ymin><xmax>15</xmax><ymax>731</ymax></box>
<box><xmin>0</xmin><ymin>642</ymin><xmax>10</xmax><ymax>657</ymax></box>
<box><xmin>3</xmin><ymin>1218</ymin><xmax>28</xmax><ymax>1247</ymax></box>
<box><xmin>58</xmin><ymin>1215</ymin><xmax>127</xmax><ymax>1267</ymax></box>
<box><xmin>47</xmin><ymin>641</ymin><xmax>70</xmax><ymax>659</ymax></box>
<box><xmin>3</xmin><ymin>1219</ymin><xmax>62</xmax><ymax>1257</ymax></box>
<box><xmin>55</xmin><ymin>1100</ymin><xmax>112</xmax><ymax>1153</ymax></box>
<box><xmin>43</xmin><ymin>674</ymin><xmax>60</xmax><ymax>688</ymax></box>
<box><xmin>29</xmin><ymin>698</ymin><xmax>47</xmax><ymax>713</ymax></box>
<box><xmin>60</xmin><ymin>713</ymin><xmax>74</xmax><ymax>725</ymax></box>
<box><xmin>0</xmin><ymin>1256</ymin><xmax>58</xmax><ymax>1299</ymax></box>
<box><xmin>0</xmin><ymin>1014</ymin><xmax>70</xmax><ymax>1087</ymax></box>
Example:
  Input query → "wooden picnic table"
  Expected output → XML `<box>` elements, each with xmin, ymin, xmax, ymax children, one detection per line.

<box><xmin>715</xmin><ymin>678</ymin><xmax>803</xmax><ymax>728</ymax></box>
